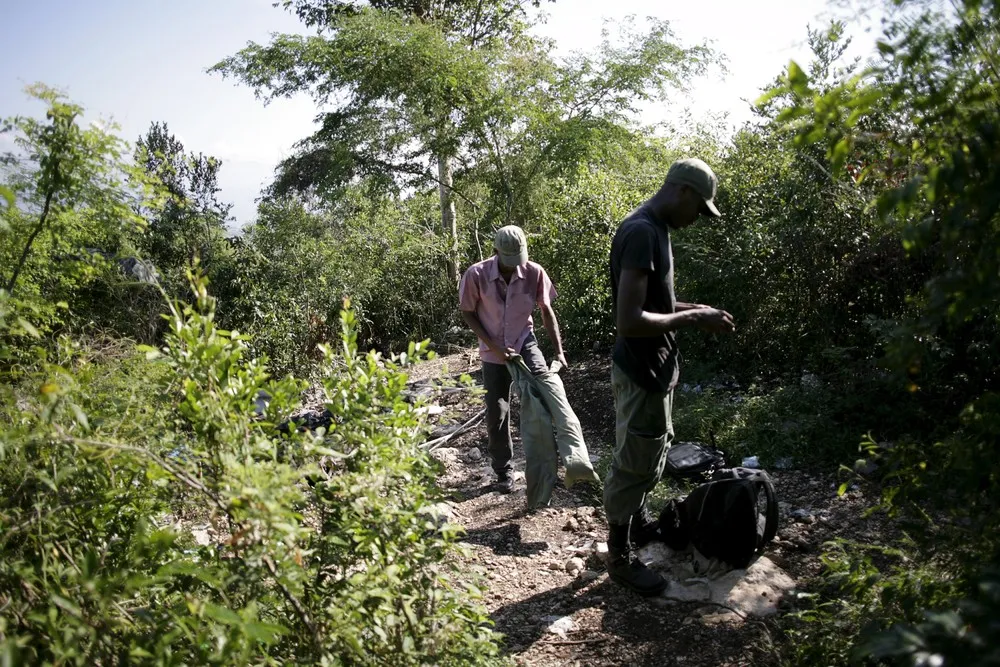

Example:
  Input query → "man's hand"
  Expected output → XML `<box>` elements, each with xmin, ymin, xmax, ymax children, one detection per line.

<box><xmin>486</xmin><ymin>343</ymin><xmax>514</xmax><ymax>360</ymax></box>
<box><xmin>693</xmin><ymin>308</ymin><xmax>736</xmax><ymax>334</ymax></box>
<box><xmin>554</xmin><ymin>352</ymin><xmax>569</xmax><ymax>369</ymax></box>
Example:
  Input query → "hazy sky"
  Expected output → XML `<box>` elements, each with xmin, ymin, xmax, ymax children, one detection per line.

<box><xmin>1</xmin><ymin>0</ymin><xmax>879</xmax><ymax>227</ymax></box>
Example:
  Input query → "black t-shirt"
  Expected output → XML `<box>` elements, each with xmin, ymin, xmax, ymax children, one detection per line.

<box><xmin>609</xmin><ymin>205</ymin><xmax>680</xmax><ymax>392</ymax></box>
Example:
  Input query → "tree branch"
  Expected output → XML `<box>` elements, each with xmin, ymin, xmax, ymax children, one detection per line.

<box><xmin>263</xmin><ymin>554</ymin><xmax>322</xmax><ymax>651</ymax></box>
<box><xmin>6</xmin><ymin>182</ymin><xmax>56</xmax><ymax>296</ymax></box>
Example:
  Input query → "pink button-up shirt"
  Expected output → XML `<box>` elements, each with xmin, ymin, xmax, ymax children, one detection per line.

<box><xmin>458</xmin><ymin>256</ymin><xmax>556</xmax><ymax>365</ymax></box>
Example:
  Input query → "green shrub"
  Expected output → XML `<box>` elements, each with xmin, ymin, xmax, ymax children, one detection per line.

<box><xmin>0</xmin><ymin>273</ymin><xmax>501</xmax><ymax>665</ymax></box>
<box><xmin>224</xmin><ymin>192</ymin><xmax>458</xmax><ymax>376</ymax></box>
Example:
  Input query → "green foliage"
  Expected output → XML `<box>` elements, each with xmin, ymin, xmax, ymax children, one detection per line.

<box><xmin>528</xmin><ymin>152</ymin><xmax>669</xmax><ymax>349</ymax></box>
<box><xmin>777</xmin><ymin>540</ymin><xmax>963</xmax><ymax>667</ymax></box>
<box><xmin>760</xmin><ymin>1</ymin><xmax>1000</xmax><ymax>663</ymax></box>
<box><xmin>214</xmin><ymin>11</ymin><xmax>487</xmax><ymax>195</ymax></box>
<box><xmin>662</xmin><ymin>24</ymin><xmax>914</xmax><ymax>383</ymax></box>
<box><xmin>0</xmin><ymin>272</ymin><xmax>501</xmax><ymax>664</ymax></box>
<box><xmin>133</xmin><ymin>122</ymin><xmax>235</xmax><ymax>300</ymax></box>
<box><xmin>9</xmin><ymin>1</ymin><xmax>1000</xmax><ymax>662</ymax></box>
<box><xmin>223</xmin><ymin>190</ymin><xmax>457</xmax><ymax>376</ymax></box>
<box><xmin>856</xmin><ymin>570</ymin><xmax>1000</xmax><ymax>667</ymax></box>
<box><xmin>0</xmin><ymin>86</ymin><xmax>163</xmax><ymax>362</ymax></box>
<box><xmin>278</xmin><ymin>0</ymin><xmax>552</xmax><ymax>39</ymax></box>
<box><xmin>213</xmin><ymin>2</ymin><xmax>721</xmax><ymax>294</ymax></box>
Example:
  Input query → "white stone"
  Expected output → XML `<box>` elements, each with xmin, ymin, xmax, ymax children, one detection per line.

<box><xmin>565</xmin><ymin>557</ymin><xmax>586</xmax><ymax>574</ymax></box>
<box><xmin>708</xmin><ymin>557</ymin><xmax>795</xmax><ymax>617</ymax></box>
<box><xmin>541</xmin><ymin>615</ymin><xmax>578</xmax><ymax>637</ymax></box>
<box><xmin>191</xmin><ymin>526</ymin><xmax>212</xmax><ymax>546</ymax></box>
<box><xmin>431</xmin><ymin>447</ymin><xmax>461</xmax><ymax>464</ymax></box>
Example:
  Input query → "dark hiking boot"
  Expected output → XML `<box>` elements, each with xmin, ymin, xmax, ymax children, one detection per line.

<box><xmin>493</xmin><ymin>474</ymin><xmax>515</xmax><ymax>494</ymax></box>
<box><xmin>629</xmin><ymin>505</ymin><xmax>662</xmax><ymax>548</ymax></box>
<box><xmin>606</xmin><ymin>522</ymin><xmax>667</xmax><ymax>597</ymax></box>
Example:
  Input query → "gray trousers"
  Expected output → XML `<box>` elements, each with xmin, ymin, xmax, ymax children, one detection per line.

<box><xmin>603</xmin><ymin>363</ymin><xmax>675</xmax><ymax>525</ymax></box>
<box><xmin>481</xmin><ymin>334</ymin><xmax>547</xmax><ymax>477</ymax></box>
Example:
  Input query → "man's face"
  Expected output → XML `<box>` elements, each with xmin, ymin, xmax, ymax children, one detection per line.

<box><xmin>496</xmin><ymin>254</ymin><xmax>523</xmax><ymax>277</ymax></box>
<box><xmin>671</xmin><ymin>185</ymin><xmax>704</xmax><ymax>229</ymax></box>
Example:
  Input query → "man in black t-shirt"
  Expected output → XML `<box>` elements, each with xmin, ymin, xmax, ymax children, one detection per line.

<box><xmin>604</xmin><ymin>158</ymin><xmax>736</xmax><ymax>596</ymax></box>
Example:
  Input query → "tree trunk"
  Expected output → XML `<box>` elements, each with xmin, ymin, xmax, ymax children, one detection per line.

<box><xmin>6</xmin><ymin>186</ymin><xmax>56</xmax><ymax>297</ymax></box>
<box><xmin>437</xmin><ymin>154</ymin><xmax>460</xmax><ymax>288</ymax></box>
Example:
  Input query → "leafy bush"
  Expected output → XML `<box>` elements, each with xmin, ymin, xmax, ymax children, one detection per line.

<box><xmin>761</xmin><ymin>0</ymin><xmax>1000</xmax><ymax>662</ymax></box>
<box><xmin>225</xmin><ymin>191</ymin><xmax>458</xmax><ymax>376</ymax></box>
<box><xmin>777</xmin><ymin>540</ymin><xmax>962</xmax><ymax>667</ymax></box>
<box><xmin>528</xmin><ymin>160</ymin><xmax>665</xmax><ymax>351</ymax></box>
<box><xmin>0</xmin><ymin>273</ymin><xmax>501</xmax><ymax>665</ymax></box>
<box><xmin>0</xmin><ymin>86</ymin><xmax>165</xmax><ymax>361</ymax></box>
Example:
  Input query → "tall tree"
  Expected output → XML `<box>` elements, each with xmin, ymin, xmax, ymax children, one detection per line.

<box><xmin>134</xmin><ymin>122</ymin><xmax>233</xmax><ymax>293</ymax></box>
<box><xmin>215</xmin><ymin>1</ymin><xmax>549</xmax><ymax>287</ymax></box>
<box><xmin>214</xmin><ymin>3</ymin><xmax>716</xmax><ymax>286</ymax></box>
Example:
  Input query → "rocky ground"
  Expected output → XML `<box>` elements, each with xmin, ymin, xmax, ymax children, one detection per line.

<box><xmin>407</xmin><ymin>348</ymin><xmax>882</xmax><ymax>666</ymax></box>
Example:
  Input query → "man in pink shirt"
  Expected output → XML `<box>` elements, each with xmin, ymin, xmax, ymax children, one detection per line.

<box><xmin>459</xmin><ymin>226</ymin><xmax>569</xmax><ymax>493</ymax></box>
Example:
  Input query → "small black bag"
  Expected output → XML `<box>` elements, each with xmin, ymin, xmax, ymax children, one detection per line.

<box><xmin>659</xmin><ymin>467</ymin><xmax>779</xmax><ymax>569</ymax></box>
<box><xmin>663</xmin><ymin>440</ymin><xmax>727</xmax><ymax>479</ymax></box>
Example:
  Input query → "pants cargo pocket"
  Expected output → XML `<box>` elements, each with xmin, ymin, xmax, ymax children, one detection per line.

<box><xmin>605</xmin><ymin>429</ymin><xmax>669</xmax><ymax>524</ymax></box>
<box><xmin>613</xmin><ymin>429</ymin><xmax>669</xmax><ymax>478</ymax></box>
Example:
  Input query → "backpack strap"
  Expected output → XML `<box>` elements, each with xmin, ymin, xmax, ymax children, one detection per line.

<box><xmin>756</xmin><ymin>473</ymin><xmax>779</xmax><ymax>548</ymax></box>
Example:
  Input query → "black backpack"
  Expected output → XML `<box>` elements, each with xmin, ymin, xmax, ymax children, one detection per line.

<box><xmin>658</xmin><ymin>467</ymin><xmax>779</xmax><ymax>569</ymax></box>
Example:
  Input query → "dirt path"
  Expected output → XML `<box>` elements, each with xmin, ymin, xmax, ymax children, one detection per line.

<box><xmin>408</xmin><ymin>348</ymin><xmax>881</xmax><ymax>666</ymax></box>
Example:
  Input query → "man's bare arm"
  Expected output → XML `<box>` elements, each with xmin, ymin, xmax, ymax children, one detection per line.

<box><xmin>539</xmin><ymin>303</ymin><xmax>568</xmax><ymax>368</ymax></box>
<box><xmin>675</xmin><ymin>301</ymin><xmax>708</xmax><ymax>312</ymax></box>
<box><xmin>616</xmin><ymin>269</ymin><xmax>735</xmax><ymax>337</ymax></box>
<box><xmin>461</xmin><ymin>310</ymin><xmax>510</xmax><ymax>358</ymax></box>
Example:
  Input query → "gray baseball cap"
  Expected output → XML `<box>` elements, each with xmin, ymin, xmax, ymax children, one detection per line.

<box><xmin>665</xmin><ymin>158</ymin><xmax>721</xmax><ymax>218</ymax></box>
<box><xmin>494</xmin><ymin>225</ymin><xmax>528</xmax><ymax>267</ymax></box>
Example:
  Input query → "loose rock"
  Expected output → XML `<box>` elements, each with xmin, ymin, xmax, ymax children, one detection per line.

<box><xmin>565</xmin><ymin>557</ymin><xmax>586</xmax><ymax>574</ymax></box>
<box><xmin>541</xmin><ymin>615</ymin><xmax>578</xmax><ymax>638</ymax></box>
<box><xmin>791</xmin><ymin>509</ymin><xmax>816</xmax><ymax>523</ymax></box>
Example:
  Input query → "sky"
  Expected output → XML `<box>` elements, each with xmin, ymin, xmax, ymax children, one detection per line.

<box><xmin>1</xmin><ymin>0</ymin><xmax>881</xmax><ymax>228</ymax></box>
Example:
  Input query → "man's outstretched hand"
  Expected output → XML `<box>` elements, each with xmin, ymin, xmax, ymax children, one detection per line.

<box><xmin>693</xmin><ymin>308</ymin><xmax>736</xmax><ymax>334</ymax></box>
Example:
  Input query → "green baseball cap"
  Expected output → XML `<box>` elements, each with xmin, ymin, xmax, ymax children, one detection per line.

<box><xmin>665</xmin><ymin>158</ymin><xmax>721</xmax><ymax>218</ymax></box>
<box><xmin>494</xmin><ymin>225</ymin><xmax>528</xmax><ymax>267</ymax></box>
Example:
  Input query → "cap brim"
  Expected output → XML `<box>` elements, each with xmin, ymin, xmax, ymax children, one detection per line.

<box><xmin>701</xmin><ymin>198</ymin><xmax>721</xmax><ymax>218</ymax></box>
<box><xmin>498</xmin><ymin>249</ymin><xmax>528</xmax><ymax>267</ymax></box>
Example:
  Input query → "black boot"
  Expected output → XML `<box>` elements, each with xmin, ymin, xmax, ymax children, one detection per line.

<box><xmin>629</xmin><ymin>505</ymin><xmax>662</xmax><ymax>548</ymax></box>
<box><xmin>606</xmin><ymin>522</ymin><xmax>667</xmax><ymax>597</ymax></box>
<box><xmin>493</xmin><ymin>473</ymin><xmax>514</xmax><ymax>494</ymax></box>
